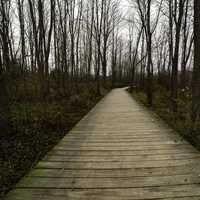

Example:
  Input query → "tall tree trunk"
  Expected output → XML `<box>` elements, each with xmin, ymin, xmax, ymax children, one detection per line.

<box><xmin>192</xmin><ymin>0</ymin><xmax>200</xmax><ymax>130</ymax></box>
<box><xmin>168</xmin><ymin>0</ymin><xmax>173</xmax><ymax>90</ymax></box>
<box><xmin>146</xmin><ymin>0</ymin><xmax>153</xmax><ymax>106</ymax></box>
<box><xmin>87</xmin><ymin>0</ymin><xmax>94</xmax><ymax>80</ymax></box>
<box><xmin>180</xmin><ymin>0</ymin><xmax>189</xmax><ymax>89</ymax></box>
<box><xmin>0</xmin><ymin>0</ymin><xmax>10</xmax><ymax>71</ymax></box>
<box><xmin>17</xmin><ymin>0</ymin><xmax>26</xmax><ymax>72</ymax></box>
<box><xmin>171</xmin><ymin>0</ymin><xmax>185</xmax><ymax>112</ymax></box>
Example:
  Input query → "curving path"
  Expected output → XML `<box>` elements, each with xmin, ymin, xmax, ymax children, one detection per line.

<box><xmin>4</xmin><ymin>88</ymin><xmax>200</xmax><ymax>200</ymax></box>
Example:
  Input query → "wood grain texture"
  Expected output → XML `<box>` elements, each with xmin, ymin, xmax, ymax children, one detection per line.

<box><xmin>4</xmin><ymin>88</ymin><xmax>200</xmax><ymax>200</ymax></box>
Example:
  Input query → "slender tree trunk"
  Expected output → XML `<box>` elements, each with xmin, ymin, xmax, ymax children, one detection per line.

<box><xmin>192</xmin><ymin>0</ymin><xmax>200</xmax><ymax>130</ymax></box>
<box><xmin>17</xmin><ymin>0</ymin><xmax>26</xmax><ymax>72</ymax></box>
<box><xmin>180</xmin><ymin>0</ymin><xmax>189</xmax><ymax>89</ymax></box>
<box><xmin>146</xmin><ymin>0</ymin><xmax>153</xmax><ymax>106</ymax></box>
<box><xmin>171</xmin><ymin>0</ymin><xmax>185</xmax><ymax>112</ymax></box>
<box><xmin>0</xmin><ymin>0</ymin><xmax>10</xmax><ymax>71</ymax></box>
<box><xmin>168</xmin><ymin>0</ymin><xmax>173</xmax><ymax>90</ymax></box>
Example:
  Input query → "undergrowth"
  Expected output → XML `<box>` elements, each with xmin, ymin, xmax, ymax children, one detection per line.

<box><xmin>128</xmin><ymin>84</ymin><xmax>200</xmax><ymax>148</ymax></box>
<box><xmin>0</xmin><ymin>77</ymin><xmax>108</xmax><ymax>197</ymax></box>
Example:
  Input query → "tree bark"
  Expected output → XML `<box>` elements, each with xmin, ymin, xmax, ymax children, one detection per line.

<box><xmin>192</xmin><ymin>0</ymin><xmax>200</xmax><ymax>129</ymax></box>
<box><xmin>171</xmin><ymin>0</ymin><xmax>185</xmax><ymax>112</ymax></box>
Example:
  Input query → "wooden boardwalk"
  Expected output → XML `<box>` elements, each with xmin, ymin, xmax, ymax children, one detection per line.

<box><xmin>4</xmin><ymin>88</ymin><xmax>200</xmax><ymax>200</ymax></box>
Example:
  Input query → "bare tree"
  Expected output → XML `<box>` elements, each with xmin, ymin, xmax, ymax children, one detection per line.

<box><xmin>93</xmin><ymin>0</ymin><xmax>104</xmax><ymax>95</ymax></box>
<box><xmin>171</xmin><ymin>0</ymin><xmax>186</xmax><ymax>112</ymax></box>
<box><xmin>180</xmin><ymin>0</ymin><xmax>193</xmax><ymax>89</ymax></box>
<box><xmin>17</xmin><ymin>0</ymin><xmax>26</xmax><ymax>72</ymax></box>
<box><xmin>0</xmin><ymin>0</ymin><xmax>11</xmax><ymax>71</ymax></box>
<box><xmin>134</xmin><ymin>0</ymin><xmax>163</xmax><ymax>105</ymax></box>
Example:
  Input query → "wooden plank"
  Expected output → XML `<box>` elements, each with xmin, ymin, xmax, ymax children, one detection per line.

<box><xmin>27</xmin><ymin>165</ymin><xmax>200</xmax><ymax>178</ymax></box>
<box><xmin>43</xmin><ymin>153</ymin><xmax>200</xmax><ymax>162</ymax></box>
<box><xmin>59</xmin><ymin>139</ymin><xmax>185</xmax><ymax>144</ymax></box>
<box><xmin>15</xmin><ymin>174</ymin><xmax>200</xmax><ymax>189</ymax></box>
<box><xmin>52</xmin><ymin>144</ymin><xmax>194</xmax><ymax>151</ymax></box>
<box><xmin>36</xmin><ymin>159</ymin><xmax>200</xmax><ymax>169</ymax></box>
<box><xmin>48</xmin><ymin>148</ymin><xmax>198</xmax><ymax>157</ymax></box>
<box><xmin>57</xmin><ymin>141</ymin><xmax>188</xmax><ymax>147</ymax></box>
<box><xmin>5</xmin><ymin>185</ymin><xmax>200</xmax><ymax>200</ymax></box>
<box><xmin>60</xmin><ymin>135</ymin><xmax>181</xmax><ymax>141</ymax></box>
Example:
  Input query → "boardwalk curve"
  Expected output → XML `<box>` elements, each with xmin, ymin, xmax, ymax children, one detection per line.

<box><xmin>4</xmin><ymin>88</ymin><xmax>200</xmax><ymax>200</ymax></box>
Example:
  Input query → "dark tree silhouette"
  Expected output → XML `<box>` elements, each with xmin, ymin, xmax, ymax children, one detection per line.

<box><xmin>192</xmin><ymin>0</ymin><xmax>200</xmax><ymax>130</ymax></box>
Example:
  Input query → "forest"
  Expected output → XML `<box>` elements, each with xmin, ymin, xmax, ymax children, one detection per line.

<box><xmin>0</xmin><ymin>0</ymin><xmax>200</xmax><ymax>197</ymax></box>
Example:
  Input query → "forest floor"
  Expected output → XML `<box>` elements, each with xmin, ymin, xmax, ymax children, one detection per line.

<box><xmin>0</xmin><ymin>79</ymin><xmax>109</xmax><ymax>197</ymax></box>
<box><xmin>128</xmin><ymin>84</ymin><xmax>200</xmax><ymax>149</ymax></box>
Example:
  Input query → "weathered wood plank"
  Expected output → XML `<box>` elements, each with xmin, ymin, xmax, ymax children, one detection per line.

<box><xmin>15</xmin><ymin>174</ymin><xmax>200</xmax><ymax>189</ymax></box>
<box><xmin>36</xmin><ymin>159</ymin><xmax>200</xmax><ymax>169</ymax></box>
<box><xmin>27</xmin><ymin>164</ymin><xmax>200</xmax><ymax>178</ymax></box>
<box><xmin>57</xmin><ymin>141</ymin><xmax>188</xmax><ymax>147</ymax></box>
<box><xmin>5</xmin><ymin>185</ymin><xmax>200</xmax><ymax>200</ymax></box>
<box><xmin>52</xmin><ymin>143</ymin><xmax>194</xmax><ymax>151</ymax></box>
<box><xmin>43</xmin><ymin>153</ymin><xmax>200</xmax><ymax>162</ymax></box>
<box><xmin>48</xmin><ymin>147</ymin><xmax>198</xmax><ymax>157</ymax></box>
